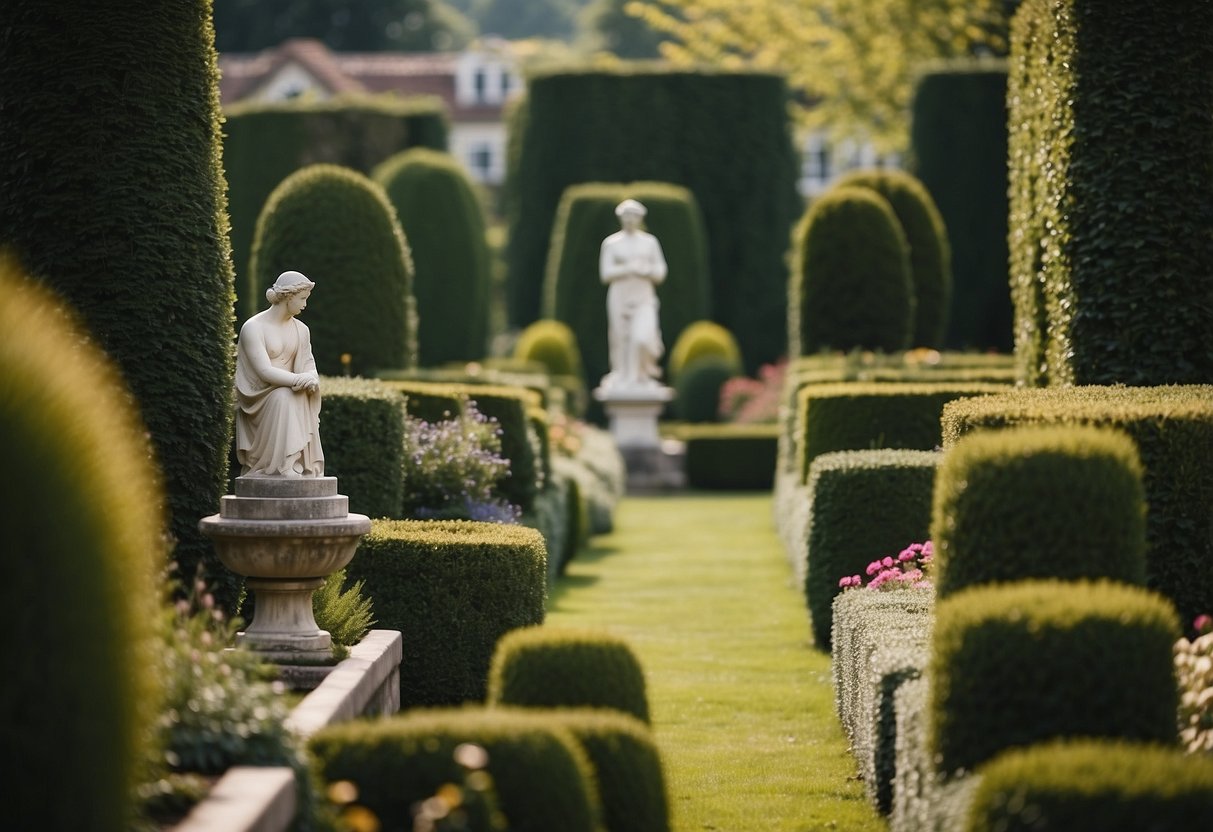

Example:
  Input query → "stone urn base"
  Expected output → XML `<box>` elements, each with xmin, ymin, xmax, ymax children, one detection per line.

<box><xmin>593</xmin><ymin>383</ymin><xmax>674</xmax><ymax>450</ymax></box>
<box><xmin>199</xmin><ymin>476</ymin><xmax>370</xmax><ymax>663</ymax></box>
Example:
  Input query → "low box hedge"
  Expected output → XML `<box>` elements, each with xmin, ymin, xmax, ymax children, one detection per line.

<box><xmin>524</xmin><ymin>476</ymin><xmax>571</xmax><ymax>585</ymax></box>
<box><xmin>308</xmin><ymin>707</ymin><xmax>598</xmax><ymax>832</ymax></box>
<box><xmin>316</xmin><ymin>376</ymin><xmax>407</xmax><ymax>519</ymax></box>
<box><xmin>806</xmin><ymin>450</ymin><xmax>939</xmax><ymax>648</ymax></box>
<box><xmin>929</xmin><ymin>580</ymin><xmax>1180</xmax><ymax>777</ymax></box>
<box><xmin>932</xmin><ymin>425</ymin><xmax>1147</xmax><ymax>597</ymax></box>
<box><xmin>676</xmin><ymin>423</ymin><xmax>780</xmax><ymax>490</ymax></box>
<box><xmin>941</xmin><ymin>385</ymin><xmax>1213</xmax><ymax>624</ymax></box>
<box><xmin>869</xmin><ymin>643</ymin><xmax>930</xmax><ymax>816</ymax></box>
<box><xmin>346</xmin><ymin>520</ymin><xmax>547</xmax><ymax>708</ymax></box>
<box><xmin>966</xmin><ymin>739</ymin><xmax>1213</xmax><ymax>831</ymax></box>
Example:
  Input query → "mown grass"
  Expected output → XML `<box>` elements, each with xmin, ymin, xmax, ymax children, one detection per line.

<box><xmin>547</xmin><ymin>493</ymin><xmax>886</xmax><ymax>832</ymax></box>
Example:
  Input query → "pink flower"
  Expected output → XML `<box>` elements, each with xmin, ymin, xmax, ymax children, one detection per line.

<box><xmin>898</xmin><ymin>549</ymin><xmax>916</xmax><ymax>562</ymax></box>
<box><xmin>882</xmin><ymin>556</ymin><xmax>895</xmax><ymax>568</ymax></box>
<box><xmin>866</xmin><ymin>561</ymin><xmax>882</xmax><ymax>576</ymax></box>
<box><xmin>1194</xmin><ymin>614</ymin><xmax>1213</xmax><ymax>635</ymax></box>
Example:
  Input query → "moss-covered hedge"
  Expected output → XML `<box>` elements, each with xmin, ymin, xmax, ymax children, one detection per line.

<box><xmin>543</xmin><ymin>181</ymin><xmax>711</xmax><ymax>394</ymax></box>
<box><xmin>678</xmin><ymin>424</ymin><xmax>779</xmax><ymax>490</ymax></box>
<box><xmin>1</xmin><ymin>257</ymin><xmax>164</xmax><ymax>832</ymax></box>
<box><xmin>315</xmin><ymin>377</ymin><xmax>407</xmax><ymax>519</ymax></box>
<box><xmin>929</xmin><ymin>580</ymin><xmax>1180</xmax><ymax>776</ymax></box>
<box><xmin>248</xmin><ymin>163</ymin><xmax>418</xmax><ymax>376</ymax></box>
<box><xmin>910</xmin><ymin>61</ymin><xmax>1012</xmax><ymax>352</ymax></box>
<box><xmin>789</xmin><ymin>185</ymin><xmax>913</xmax><ymax>355</ymax></box>
<box><xmin>941</xmin><ymin>385</ymin><xmax>1213</xmax><ymax>623</ymax></box>
<box><xmin>309</xmin><ymin>707</ymin><xmax>597</xmax><ymax>832</ymax></box>
<box><xmin>225</xmin><ymin>95</ymin><xmax>447</xmax><ymax>319</ymax></box>
<box><xmin>932</xmin><ymin>425</ymin><xmax>1146</xmax><ymax>598</ymax></box>
<box><xmin>966</xmin><ymin>740</ymin><xmax>1213</xmax><ymax>831</ymax></box>
<box><xmin>0</xmin><ymin>0</ymin><xmax>238</xmax><ymax>611</ymax></box>
<box><xmin>508</xmin><ymin>68</ymin><xmax>799</xmax><ymax>372</ymax></box>
<box><xmin>806</xmin><ymin>450</ymin><xmax>939</xmax><ymax>648</ymax></box>
<box><xmin>1007</xmin><ymin>1</ymin><xmax>1213</xmax><ymax>385</ymax></box>
<box><xmin>836</xmin><ymin>170</ymin><xmax>951</xmax><ymax>349</ymax></box>
<box><xmin>346</xmin><ymin>520</ymin><xmax>547</xmax><ymax>707</ymax></box>
<box><xmin>488</xmin><ymin>627</ymin><xmax>650</xmax><ymax>723</ymax></box>
<box><xmin>373</xmin><ymin>147</ymin><xmax>491</xmax><ymax>366</ymax></box>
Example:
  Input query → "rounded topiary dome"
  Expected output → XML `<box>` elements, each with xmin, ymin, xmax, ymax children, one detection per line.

<box><xmin>249</xmin><ymin>163</ymin><xmax>417</xmax><ymax>376</ymax></box>
<box><xmin>667</xmin><ymin>320</ymin><xmax>743</xmax><ymax>383</ymax></box>
<box><xmin>514</xmin><ymin>318</ymin><xmax>584</xmax><ymax>379</ymax></box>
<box><xmin>790</xmin><ymin>185</ymin><xmax>914</xmax><ymax>354</ymax></box>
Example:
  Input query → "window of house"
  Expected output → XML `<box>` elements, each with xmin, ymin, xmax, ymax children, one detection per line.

<box><xmin>473</xmin><ymin>68</ymin><xmax>488</xmax><ymax>103</ymax></box>
<box><xmin>469</xmin><ymin>144</ymin><xmax>493</xmax><ymax>180</ymax></box>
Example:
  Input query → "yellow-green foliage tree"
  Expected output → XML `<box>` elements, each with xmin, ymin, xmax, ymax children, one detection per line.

<box><xmin>631</xmin><ymin>0</ymin><xmax>1008</xmax><ymax>150</ymax></box>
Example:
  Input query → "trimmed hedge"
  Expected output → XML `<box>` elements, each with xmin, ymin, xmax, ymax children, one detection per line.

<box><xmin>514</xmin><ymin>319</ymin><xmax>584</xmax><ymax>379</ymax></box>
<box><xmin>672</xmin><ymin>358</ymin><xmax>734</xmax><ymax>424</ymax></box>
<box><xmin>910</xmin><ymin>62</ymin><xmax>1012</xmax><ymax>352</ymax></box>
<box><xmin>508</xmin><ymin>68</ymin><xmax>799</xmax><ymax>372</ymax></box>
<box><xmin>806</xmin><ymin>450</ymin><xmax>939</xmax><ymax>648</ymax></box>
<box><xmin>941</xmin><ymin>385</ymin><xmax>1213</xmax><ymax>623</ymax></box>
<box><xmin>789</xmin><ymin>185</ymin><xmax>913</xmax><ymax>355</ymax></box>
<box><xmin>314</xmin><ymin>376</ymin><xmax>407</xmax><ymax>520</ymax></box>
<box><xmin>373</xmin><ymin>147</ymin><xmax>491</xmax><ymax>366</ymax></box>
<box><xmin>382</xmin><ymin>378</ymin><xmax>467</xmax><ymax>423</ymax></box>
<box><xmin>667</xmin><ymin>320</ymin><xmax>742</xmax><ymax>383</ymax></box>
<box><xmin>248</xmin><ymin>163</ymin><xmax>418</xmax><ymax>376</ymax></box>
<box><xmin>966</xmin><ymin>739</ymin><xmax>1213</xmax><ymax>831</ymax></box>
<box><xmin>929</xmin><ymin>580</ymin><xmax>1180</xmax><ymax>776</ymax></box>
<box><xmin>308</xmin><ymin>707</ymin><xmax>597</xmax><ymax>832</ymax></box>
<box><xmin>225</xmin><ymin>95</ymin><xmax>447</xmax><ymax>319</ymax></box>
<box><xmin>868</xmin><ymin>643</ymin><xmax>929</xmax><ymax>816</ymax></box>
<box><xmin>0</xmin><ymin>0</ymin><xmax>239</xmax><ymax>611</ymax></box>
<box><xmin>678</xmin><ymin>423</ymin><xmax>779</xmax><ymax>490</ymax></box>
<box><xmin>836</xmin><ymin>170</ymin><xmax>951</xmax><ymax>349</ymax></box>
<box><xmin>488</xmin><ymin>627</ymin><xmax>650</xmax><ymax>723</ymax></box>
<box><xmin>796</xmin><ymin>382</ymin><xmax>1006</xmax><ymax>482</ymax></box>
<box><xmin>932</xmin><ymin>425</ymin><xmax>1146</xmax><ymax>598</ymax></box>
<box><xmin>1</xmin><ymin>258</ymin><xmax>164</xmax><ymax>832</ymax></box>
<box><xmin>1007</xmin><ymin>1</ymin><xmax>1213</xmax><ymax>386</ymax></box>
<box><xmin>542</xmin><ymin>181</ymin><xmax>711</xmax><ymax>395</ymax></box>
<box><xmin>346</xmin><ymin>520</ymin><xmax>547</xmax><ymax>707</ymax></box>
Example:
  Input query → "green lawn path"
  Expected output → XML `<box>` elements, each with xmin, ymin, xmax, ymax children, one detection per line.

<box><xmin>546</xmin><ymin>493</ymin><xmax>887</xmax><ymax>832</ymax></box>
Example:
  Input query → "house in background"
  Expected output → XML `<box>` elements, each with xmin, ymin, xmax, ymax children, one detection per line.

<box><xmin>218</xmin><ymin>37</ymin><xmax>522</xmax><ymax>186</ymax></box>
<box><xmin>797</xmin><ymin>131</ymin><xmax>902</xmax><ymax>200</ymax></box>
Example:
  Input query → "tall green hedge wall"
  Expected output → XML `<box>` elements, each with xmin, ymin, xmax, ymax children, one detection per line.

<box><xmin>910</xmin><ymin>61</ymin><xmax>1012</xmax><ymax>352</ymax></box>
<box><xmin>373</xmin><ymin>147</ymin><xmax>491</xmax><ymax>366</ymax></box>
<box><xmin>508</xmin><ymin>68</ymin><xmax>800</xmax><ymax>373</ymax></box>
<box><xmin>543</xmin><ymin>181</ymin><xmax>711</xmax><ymax>392</ymax></box>
<box><xmin>0</xmin><ymin>0</ymin><xmax>240</xmax><ymax>610</ymax></box>
<box><xmin>225</xmin><ymin>95</ymin><xmax>447</xmax><ymax>319</ymax></box>
<box><xmin>248</xmin><ymin>163</ymin><xmax>418</xmax><ymax>376</ymax></box>
<box><xmin>1007</xmin><ymin>0</ymin><xmax>1213</xmax><ymax>386</ymax></box>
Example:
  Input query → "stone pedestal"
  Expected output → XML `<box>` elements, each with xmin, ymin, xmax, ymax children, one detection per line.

<box><xmin>594</xmin><ymin>384</ymin><xmax>683</xmax><ymax>491</ymax></box>
<box><xmin>199</xmin><ymin>476</ymin><xmax>370</xmax><ymax>663</ymax></box>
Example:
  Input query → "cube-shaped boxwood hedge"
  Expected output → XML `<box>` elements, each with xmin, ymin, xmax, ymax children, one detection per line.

<box><xmin>931</xmin><ymin>425</ymin><xmax>1146</xmax><ymax>598</ymax></box>
<box><xmin>806</xmin><ymin>450</ymin><xmax>939</xmax><ymax>648</ymax></box>
<box><xmin>928</xmin><ymin>580</ymin><xmax>1180</xmax><ymax>776</ymax></box>
<box><xmin>317</xmin><ymin>376</ymin><xmax>407</xmax><ymax>519</ymax></box>
<box><xmin>679</xmin><ymin>424</ymin><xmax>780</xmax><ymax>490</ymax></box>
<box><xmin>347</xmin><ymin>520</ymin><xmax>547</xmax><ymax>707</ymax></box>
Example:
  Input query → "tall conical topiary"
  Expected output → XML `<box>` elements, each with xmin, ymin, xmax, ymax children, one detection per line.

<box><xmin>373</xmin><ymin>148</ymin><xmax>491</xmax><ymax>366</ymax></box>
<box><xmin>0</xmin><ymin>254</ymin><xmax>164</xmax><ymax>832</ymax></box>
<box><xmin>249</xmin><ymin>163</ymin><xmax>418</xmax><ymax>376</ymax></box>
<box><xmin>0</xmin><ymin>0</ymin><xmax>239</xmax><ymax>611</ymax></box>
<box><xmin>789</xmin><ymin>185</ymin><xmax>914</xmax><ymax>355</ymax></box>
<box><xmin>837</xmin><ymin>169</ymin><xmax>952</xmax><ymax>348</ymax></box>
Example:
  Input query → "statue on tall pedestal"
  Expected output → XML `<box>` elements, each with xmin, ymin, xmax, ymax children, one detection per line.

<box><xmin>599</xmin><ymin>199</ymin><xmax>668</xmax><ymax>391</ymax></box>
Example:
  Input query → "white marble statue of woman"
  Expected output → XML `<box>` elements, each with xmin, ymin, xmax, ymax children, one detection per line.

<box><xmin>235</xmin><ymin>271</ymin><xmax>324</xmax><ymax>477</ymax></box>
<box><xmin>600</xmin><ymin>198</ymin><xmax>668</xmax><ymax>389</ymax></box>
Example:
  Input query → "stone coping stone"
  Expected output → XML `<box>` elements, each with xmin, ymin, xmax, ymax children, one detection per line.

<box><xmin>171</xmin><ymin>766</ymin><xmax>295</xmax><ymax>832</ymax></box>
<box><xmin>286</xmin><ymin>629</ymin><xmax>403</xmax><ymax>739</ymax></box>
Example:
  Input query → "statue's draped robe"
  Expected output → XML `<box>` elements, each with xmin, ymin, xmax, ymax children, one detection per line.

<box><xmin>600</xmin><ymin>229</ymin><xmax>668</xmax><ymax>387</ymax></box>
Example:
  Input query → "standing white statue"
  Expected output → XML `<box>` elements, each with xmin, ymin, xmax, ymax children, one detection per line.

<box><xmin>235</xmin><ymin>270</ymin><xmax>324</xmax><ymax>477</ymax></box>
<box><xmin>600</xmin><ymin>198</ymin><xmax>668</xmax><ymax>389</ymax></box>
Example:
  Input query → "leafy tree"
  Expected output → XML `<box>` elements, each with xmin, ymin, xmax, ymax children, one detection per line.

<box><xmin>580</xmin><ymin>0</ymin><xmax>667</xmax><ymax>58</ymax></box>
<box><xmin>631</xmin><ymin>0</ymin><xmax>1011</xmax><ymax>150</ymax></box>
<box><xmin>473</xmin><ymin>0</ymin><xmax>581</xmax><ymax>40</ymax></box>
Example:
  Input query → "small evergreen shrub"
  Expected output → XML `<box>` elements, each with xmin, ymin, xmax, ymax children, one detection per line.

<box><xmin>673</xmin><ymin>358</ymin><xmax>735</xmax><ymax>423</ymax></box>
<box><xmin>966</xmin><ymin>740</ymin><xmax>1213</xmax><ymax>831</ymax></box>
<box><xmin>929</xmin><ymin>580</ymin><xmax>1181</xmax><ymax>776</ymax></box>
<box><xmin>309</xmin><ymin>708</ymin><xmax>597</xmax><ymax>832</ymax></box>
<box><xmin>837</xmin><ymin>169</ymin><xmax>952</xmax><ymax>349</ymax></box>
<box><xmin>667</xmin><ymin>320</ymin><xmax>743</xmax><ymax>383</ymax></box>
<box><xmin>932</xmin><ymin>425</ymin><xmax>1146</xmax><ymax>597</ymax></box>
<box><xmin>796</xmin><ymin>382</ymin><xmax>1006</xmax><ymax>482</ymax></box>
<box><xmin>316</xmin><ymin>376</ymin><xmax>407</xmax><ymax>519</ymax></box>
<box><xmin>805</xmin><ymin>450</ymin><xmax>939</xmax><ymax>648</ymax></box>
<box><xmin>941</xmin><ymin>385</ymin><xmax>1213</xmax><ymax>623</ymax></box>
<box><xmin>347</xmin><ymin>520</ymin><xmax>547</xmax><ymax>707</ymax></box>
<box><xmin>678</xmin><ymin>424</ymin><xmax>779</xmax><ymax>490</ymax></box>
<box><xmin>488</xmin><ymin>627</ymin><xmax>650</xmax><ymax>723</ymax></box>
<box><xmin>312</xmin><ymin>567</ymin><xmax>375</xmax><ymax>649</ymax></box>
<box><xmin>789</xmin><ymin>185</ymin><xmax>913</xmax><ymax>355</ymax></box>
<box><xmin>373</xmin><ymin>147</ymin><xmax>491</xmax><ymax>366</ymax></box>
<box><xmin>248</xmin><ymin>163</ymin><xmax>418</xmax><ymax>376</ymax></box>
<box><xmin>514</xmin><ymin>319</ymin><xmax>584</xmax><ymax>378</ymax></box>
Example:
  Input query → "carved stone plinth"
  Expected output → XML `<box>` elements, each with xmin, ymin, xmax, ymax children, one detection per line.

<box><xmin>594</xmin><ymin>384</ymin><xmax>674</xmax><ymax>450</ymax></box>
<box><xmin>200</xmin><ymin>476</ymin><xmax>370</xmax><ymax>663</ymax></box>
